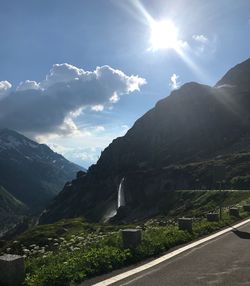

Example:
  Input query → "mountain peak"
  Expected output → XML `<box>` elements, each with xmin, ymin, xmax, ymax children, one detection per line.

<box><xmin>0</xmin><ymin>128</ymin><xmax>39</xmax><ymax>152</ymax></box>
<box><xmin>215</xmin><ymin>58</ymin><xmax>250</xmax><ymax>91</ymax></box>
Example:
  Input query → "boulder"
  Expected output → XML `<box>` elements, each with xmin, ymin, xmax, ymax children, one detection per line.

<box><xmin>229</xmin><ymin>207</ymin><xmax>239</xmax><ymax>217</ymax></box>
<box><xmin>178</xmin><ymin>218</ymin><xmax>193</xmax><ymax>232</ymax></box>
<box><xmin>121</xmin><ymin>229</ymin><xmax>142</xmax><ymax>249</ymax></box>
<box><xmin>0</xmin><ymin>254</ymin><xmax>25</xmax><ymax>286</ymax></box>
<box><xmin>207</xmin><ymin>213</ymin><xmax>220</xmax><ymax>222</ymax></box>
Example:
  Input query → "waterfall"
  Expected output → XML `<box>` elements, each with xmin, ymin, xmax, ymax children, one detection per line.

<box><xmin>118</xmin><ymin>177</ymin><xmax>125</xmax><ymax>208</ymax></box>
<box><xmin>102</xmin><ymin>207</ymin><xmax>117</xmax><ymax>223</ymax></box>
<box><xmin>102</xmin><ymin>177</ymin><xmax>126</xmax><ymax>222</ymax></box>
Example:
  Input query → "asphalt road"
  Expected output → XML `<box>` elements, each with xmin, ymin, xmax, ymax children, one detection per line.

<box><xmin>81</xmin><ymin>220</ymin><xmax>250</xmax><ymax>286</ymax></box>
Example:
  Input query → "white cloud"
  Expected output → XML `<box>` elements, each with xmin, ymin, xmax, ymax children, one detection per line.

<box><xmin>69</xmin><ymin>107</ymin><xmax>84</xmax><ymax>118</ymax></box>
<box><xmin>17</xmin><ymin>80</ymin><xmax>40</xmax><ymax>91</ymax></box>
<box><xmin>191</xmin><ymin>34</ymin><xmax>216</xmax><ymax>56</ymax></box>
<box><xmin>40</xmin><ymin>63</ymin><xmax>88</xmax><ymax>89</ymax></box>
<box><xmin>0</xmin><ymin>63</ymin><xmax>146</xmax><ymax>135</ymax></box>
<box><xmin>109</xmin><ymin>92</ymin><xmax>119</xmax><ymax>103</ymax></box>
<box><xmin>0</xmin><ymin>80</ymin><xmax>12</xmax><ymax>98</ymax></box>
<box><xmin>91</xmin><ymin>105</ymin><xmax>104</xmax><ymax>112</ymax></box>
<box><xmin>192</xmin><ymin>34</ymin><xmax>208</xmax><ymax>44</ymax></box>
<box><xmin>169</xmin><ymin>73</ymin><xmax>180</xmax><ymax>90</ymax></box>
<box><xmin>59</xmin><ymin>117</ymin><xmax>79</xmax><ymax>135</ymax></box>
<box><xmin>126</xmin><ymin>75</ymin><xmax>147</xmax><ymax>92</ymax></box>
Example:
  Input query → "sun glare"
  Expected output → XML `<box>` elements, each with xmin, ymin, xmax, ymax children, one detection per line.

<box><xmin>150</xmin><ymin>20</ymin><xmax>179</xmax><ymax>51</ymax></box>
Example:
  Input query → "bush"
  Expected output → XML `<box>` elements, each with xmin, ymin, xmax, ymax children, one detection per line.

<box><xmin>25</xmin><ymin>246</ymin><xmax>131</xmax><ymax>286</ymax></box>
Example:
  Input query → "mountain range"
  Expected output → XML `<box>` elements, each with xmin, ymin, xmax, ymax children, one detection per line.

<box><xmin>0</xmin><ymin>129</ymin><xmax>84</xmax><ymax>216</ymax></box>
<box><xmin>34</xmin><ymin>58</ymin><xmax>250</xmax><ymax>223</ymax></box>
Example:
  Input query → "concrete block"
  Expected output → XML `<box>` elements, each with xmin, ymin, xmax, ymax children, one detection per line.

<box><xmin>0</xmin><ymin>254</ymin><xmax>25</xmax><ymax>286</ymax></box>
<box><xmin>121</xmin><ymin>229</ymin><xmax>142</xmax><ymax>249</ymax></box>
<box><xmin>178</xmin><ymin>218</ymin><xmax>193</xmax><ymax>232</ymax></box>
<box><xmin>229</xmin><ymin>207</ymin><xmax>239</xmax><ymax>217</ymax></box>
<box><xmin>243</xmin><ymin>205</ymin><xmax>250</xmax><ymax>212</ymax></box>
<box><xmin>207</xmin><ymin>213</ymin><xmax>220</xmax><ymax>222</ymax></box>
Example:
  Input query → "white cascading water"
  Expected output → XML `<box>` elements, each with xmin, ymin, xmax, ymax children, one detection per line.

<box><xmin>102</xmin><ymin>177</ymin><xmax>125</xmax><ymax>222</ymax></box>
<box><xmin>117</xmin><ymin>177</ymin><xmax>125</xmax><ymax>208</ymax></box>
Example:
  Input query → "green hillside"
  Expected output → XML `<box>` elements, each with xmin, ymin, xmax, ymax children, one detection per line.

<box><xmin>0</xmin><ymin>186</ymin><xmax>28</xmax><ymax>236</ymax></box>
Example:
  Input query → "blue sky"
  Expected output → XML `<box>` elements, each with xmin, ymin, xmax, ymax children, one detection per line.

<box><xmin>0</xmin><ymin>0</ymin><xmax>250</xmax><ymax>168</ymax></box>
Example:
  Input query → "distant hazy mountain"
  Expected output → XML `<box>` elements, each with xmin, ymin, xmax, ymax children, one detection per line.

<box><xmin>40</xmin><ymin>58</ymin><xmax>250</xmax><ymax>224</ymax></box>
<box><xmin>0</xmin><ymin>129</ymin><xmax>84</xmax><ymax>213</ymax></box>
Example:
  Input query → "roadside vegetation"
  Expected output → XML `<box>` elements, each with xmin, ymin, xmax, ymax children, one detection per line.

<box><xmin>1</xmin><ymin>191</ymin><xmax>250</xmax><ymax>286</ymax></box>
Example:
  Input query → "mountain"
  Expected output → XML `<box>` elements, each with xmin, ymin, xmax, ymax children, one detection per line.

<box><xmin>0</xmin><ymin>185</ymin><xmax>28</xmax><ymax>237</ymax></box>
<box><xmin>40</xmin><ymin>58</ymin><xmax>250</xmax><ymax>224</ymax></box>
<box><xmin>0</xmin><ymin>129</ymin><xmax>84</xmax><ymax>213</ymax></box>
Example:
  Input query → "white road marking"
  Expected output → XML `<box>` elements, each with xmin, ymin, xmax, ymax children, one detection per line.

<box><xmin>92</xmin><ymin>218</ymin><xmax>250</xmax><ymax>286</ymax></box>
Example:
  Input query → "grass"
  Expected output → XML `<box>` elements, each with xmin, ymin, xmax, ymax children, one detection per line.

<box><xmin>1</xmin><ymin>190</ymin><xmax>250</xmax><ymax>286</ymax></box>
<box><xmin>160</xmin><ymin>189</ymin><xmax>250</xmax><ymax>218</ymax></box>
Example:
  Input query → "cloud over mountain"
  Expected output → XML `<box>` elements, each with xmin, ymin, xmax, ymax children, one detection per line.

<box><xmin>0</xmin><ymin>80</ymin><xmax>12</xmax><ymax>98</ymax></box>
<box><xmin>0</xmin><ymin>63</ymin><xmax>146</xmax><ymax>135</ymax></box>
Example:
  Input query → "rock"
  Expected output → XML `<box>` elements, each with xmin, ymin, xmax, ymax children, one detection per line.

<box><xmin>0</xmin><ymin>254</ymin><xmax>25</xmax><ymax>286</ymax></box>
<box><xmin>178</xmin><ymin>218</ymin><xmax>193</xmax><ymax>232</ymax></box>
<box><xmin>76</xmin><ymin>170</ymin><xmax>86</xmax><ymax>179</ymax></box>
<box><xmin>207</xmin><ymin>213</ymin><xmax>220</xmax><ymax>222</ymax></box>
<box><xmin>229</xmin><ymin>208</ymin><xmax>239</xmax><ymax>217</ymax></box>
<box><xmin>243</xmin><ymin>205</ymin><xmax>250</xmax><ymax>212</ymax></box>
<box><xmin>121</xmin><ymin>229</ymin><xmax>142</xmax><ymax>249</ymax></box>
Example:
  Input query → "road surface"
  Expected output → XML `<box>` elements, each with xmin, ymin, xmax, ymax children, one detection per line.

<box><xmin>81</xmin><ymin>220</ymin><xmax>250</xmax><ymax>286</ymax></box>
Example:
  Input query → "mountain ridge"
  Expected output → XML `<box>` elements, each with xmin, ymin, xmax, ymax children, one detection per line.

<box><xmin>40</xmin><ymin>58</ymin><xmax>250</xmax><ymax>224</ymax></box>
<box><xmin>0</xmin><ymin>129</ymin><xmax>83</xmax><ymax>213</ymax></box>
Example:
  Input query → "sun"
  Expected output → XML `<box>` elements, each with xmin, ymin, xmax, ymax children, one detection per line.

<box><xmin>150</xmin><ymin>20</ymin><xmax>179</xmax><ymax>51</ymax></box>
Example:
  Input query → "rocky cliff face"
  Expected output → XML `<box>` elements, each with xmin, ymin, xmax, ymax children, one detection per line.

<box><xmin>40</xmin><ymin>58</ymin><xmax>250</xmax><ymax>224</ymax></box>
<box><xmin>0</xmin><ymin>129</ymin><xmax>83</xmax><ymax>213</ymax></box>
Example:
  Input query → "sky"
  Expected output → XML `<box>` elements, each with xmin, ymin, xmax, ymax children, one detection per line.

<box><xmin>0</xmin><ymin>0</ymin><xmax>250</xmax><ymax>168</ymax></box>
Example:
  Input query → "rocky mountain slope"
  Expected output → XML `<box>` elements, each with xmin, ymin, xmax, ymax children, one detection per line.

<box><xmin>40</xmin><ymin>58</ymin><xmax>250</xmax><ymax>224</ymax></box>
<box><xmin>0</xmin><ymin>129</ymin><xmax>83</xmax><ymax>213</ymax></box>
